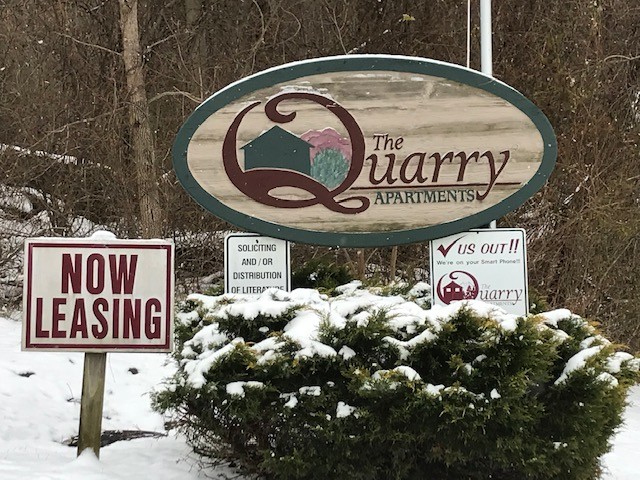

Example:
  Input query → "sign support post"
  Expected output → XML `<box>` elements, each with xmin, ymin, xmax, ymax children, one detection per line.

<box><xmin>77</xmin><ymin>352</ymin><xmax>107</xmax><ymax>458</ymax></box>
<box><xmin>480</xmin><ymin>0</ymin><xmax>498</xmax><ymax>230</ymax></box>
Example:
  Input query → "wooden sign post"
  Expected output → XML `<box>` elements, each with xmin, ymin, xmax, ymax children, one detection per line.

<box><xmin>21</xmin><ymin>234</ymin><xmax>175</xmax><ymax>458</ymax></box>
<box><xmin>77</xmin><ymin>352</ymin><xmax>107</xmax><ymax>457</ymax></box>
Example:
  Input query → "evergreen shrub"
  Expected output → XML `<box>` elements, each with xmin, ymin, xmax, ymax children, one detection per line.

<box><xmin>291</xmin><ymin>257</ymin><xmax>353</xmax><ymax>291</ymax></box>
<box><xmin>153</xmin><ymin>282</ymin><xmax>639</xmax><ymax>480</ymax></box>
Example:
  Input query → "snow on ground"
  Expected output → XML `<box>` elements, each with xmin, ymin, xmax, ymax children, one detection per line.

<box><xmin>602</xmin><ymin>385</ymin><xmax>640</xmax><ymax>479</ymax></box>
<box><xmin>0</xmin><ymin>315</ymin><xmax>234</xmax><ymax>480</ymax></box>
<box><xmin>0</xmin><ymin>312</ymin><xmax>638</xmax><ymax>479</ymax></box>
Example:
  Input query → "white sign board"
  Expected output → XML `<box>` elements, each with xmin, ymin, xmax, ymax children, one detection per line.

<box><xmin>22</xmin><ymin>238</ymin><xmax>174</xmax><ymax>352</ymax></box>
<box><xmin>430</xmin><ymin>229</ymin><xmax>528</xmax><ymax>316</ymax></box>
<box><xmin>225</xmin><ymin>233</ymin><xmax>290</xmax><ymax>294</ymax></box>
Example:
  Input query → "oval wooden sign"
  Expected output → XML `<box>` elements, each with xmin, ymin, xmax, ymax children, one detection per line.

<box><xmin>173</xmin><ymin>55</ymin><xmax>556</xmax><ymax>247</ymax></box>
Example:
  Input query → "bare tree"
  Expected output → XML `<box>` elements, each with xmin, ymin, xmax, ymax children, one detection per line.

<box><xmin>119</xmin><ymin>0</ymin><xmax>164</xmax><ymax>238</ymax></box>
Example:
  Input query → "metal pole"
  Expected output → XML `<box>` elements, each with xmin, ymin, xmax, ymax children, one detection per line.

<box><xmin>480</xmin><ymin>0</ymin><xmax>492</xmax><ymax>77</ymax></box>
<box><xmin>466</xmin><ymin>0</ymin><xmax>471</xmax><ymax>69</ymax></box>
<box><xmin>480</xmin><ymin>0</ymin><xmax>497</xmax><ymax>229</ymax></box>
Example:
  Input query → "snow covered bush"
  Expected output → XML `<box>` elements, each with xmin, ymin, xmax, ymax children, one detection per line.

<box><xmin>153</xmin><ymin>283</ymin><xmax>639</xmax><ymax>480</ymax></box>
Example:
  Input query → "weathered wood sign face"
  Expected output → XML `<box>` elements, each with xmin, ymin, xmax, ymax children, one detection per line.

<box><xmin>173</xmin><ymin>55</ymin><xmax>556</xmax><ymax>247</ymax></box>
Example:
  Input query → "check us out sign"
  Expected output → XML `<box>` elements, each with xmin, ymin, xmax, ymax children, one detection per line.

<box><xmin>430</xmin><ymin>229</ymin><xmax>529</xmax><ymax>316</ymax></box>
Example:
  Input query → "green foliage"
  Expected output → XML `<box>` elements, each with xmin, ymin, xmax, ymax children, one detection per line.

<box><xmin>203</xmin><ymin>282</ymin><xmax>224</xmax><ymax>296</ymax></box>
<box><xmin>528</xmin><ymin>287</ymin><xmax>550</xmax><ymax>315</ymax></box>
<box><xmin>291</xmin><ymin>257</ymin><xmax>353</xmax><ymax>292</ymax></box>
<box><xmin>154</xmin><ymin>285</ymin><xmax>639</xmax><ymax>480</ymax></box>
<box><xmin>310</xmin><ymin>148</ymin><xmax>349</xmax><ymax>189</ymax></box>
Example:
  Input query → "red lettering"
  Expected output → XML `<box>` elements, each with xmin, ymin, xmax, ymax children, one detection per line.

<box><xmin>109</xmin><ymin>254</ymin><xmax>138</xmax><ymax>294</ymax></box>
<box><xmin>52</xmin><ymin>298</ymin><xmax>66</xmax><ymax>338</ymax></box>
<box><xmin>367</xmin><ymin>153</ymin><xmax>397</xmax><ymax>185</ymax></box>
<box><xmin>61</xmin><ymin>254</ymin><xmax>82</xmax><ymax>294</ymax></box>
<box><xmin>455</xmin><ymin>151</ymin><xmax>480</xmax><ymax>181</ymax></box>
<box><xmin>477</xmin><ymin>150</ymin><xmax>510</xmax><ymax>201</ymax></box>
<box><xmin>86</xmin><ymin>253</ymin><xmax>105</xmax><ymax>294</ymax></box>
<box><xmin>430</xmin><ymin>151</ymin><xmax>454</xmax><ymax>183</ymax></box>
<box><xmin>399</xmin><ymin>152</ymin><xmax>428</xmax><ymax>183</ymax></box>
<box><xmin>144</xmin><ymin>298</ymin><xmax>162</xmax><ymax>339</ymax></box>
<box><xmin>92</xmin><ymin>298</ymin><xmax>109</xmax><ymax>339</ymax></box>
<box><xmin>113</xmin><ymin>299</ymin><xmax>120</xmax><ymax>338</ymax></box>
<box><xmin>70</xmin><ymin>299</ymin><xmax>88</xmax><ymax>339</ymax></box>
<box><xmin>123</xmin><ymin>299</ymin><xmax>141</xmax><ymax>339</ymax></box>
<box><xmin>35</xmin><ymin>297</ymin><xmax>50</xmax><ymax>338</ymax></box>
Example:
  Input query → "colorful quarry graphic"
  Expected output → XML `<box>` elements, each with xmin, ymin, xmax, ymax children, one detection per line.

<box><xmin>242</xmin><ymin>126</ymin><xmax>351</xmax><ymax>190</ymax></box>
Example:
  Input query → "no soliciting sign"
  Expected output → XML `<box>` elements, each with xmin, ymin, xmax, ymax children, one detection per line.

<box><xmin>22</xmin><ymin>238</ymin><xmax>174</xmax><ymax>352</ymax></box>
<box><xmin>225</xmin><ymin>233</ymin><xmax>290</xmax><ymax>294</ymax></box>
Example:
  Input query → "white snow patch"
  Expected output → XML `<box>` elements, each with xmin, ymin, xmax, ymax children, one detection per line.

<box><xmin>393</xmin><ymin>366</ymin><xmax>421</xmax><ymax>382</ymax></box>
<box><xmin>408</xmin><ymin>282</ymin><xmax>430</xmax><ymax>297</ymax></box>
<box><xmin>555</xmin><ymin>345</ymin><xmax>605</xmax><ymax>385</ymax></box>
<box><xmin>336</xmin><ymin>401</ymin><xmax>357</xmax><ymax>418</ymax></box>
<box><xmin>597</xmin><ymin>372</ymin><xmax>619</xmax><ymax>388</ymax></box>
<box><xmin>538</xmin><ymin>309</ymin><xmax>573</xmax><ymax>327</ymax></box>
<box><xmin>183</xmin><ymin>338</ymin><xmax>245</xmax><ymax>388</ymax></box>
<box><xmin>424</xmin><ymin>384</ymin><xmax>445</xmax><ymax>396</ymax></box>
<box><xmin>607</xmin><ymin>352</ymin><xmax>636</xmax><ymax>374</ymax></box>
<box><xmin>299</xmin><ymin>386</ymin><xmax>321</xmax><ymax>396</ymax></box>
<box><xmin>333</xmin><ymin>280</ymin><xmax>362</xmax><ymax>295</ymax></box>
<box><xmin>338</xmin><ymin>345</ymin><xmax>356</xmax><ymax>360</ymax></box>
<box><xmin>226</xmin><ymin>381</ymin><xmax>265</xmax><ymax>397</ymax></box>
<box><xmin>498</xmin><ymin>316</ymin><xmax>519</xmax><ymax>332</ymax></box>
<box><xmin>295</xmin><ymin>340</ymin><xmax>337</xmax><ymax>359</ymax></box>
<box><xmin>473</xmin><ymin>354</ymin><xmax>487</xmax><ymax>364</ymax></box>
<box><xmin>580</xmin><ymin>335</ymin><xmax>610</xmax><ymax>349</ymax></box>
<box><xmin>89</xmin><ymin>230</ymin><xmax>117</xmax><ymax>240</ymax></box>
<box><xmin>283</xmin><ymin>395</ymin><xmax>298</xmax><ymax>408</ymax></box>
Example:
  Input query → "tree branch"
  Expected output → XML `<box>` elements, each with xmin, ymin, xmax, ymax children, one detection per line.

<box><xmin>148</xmin><ymin>89</ymin><xmax>202</xmax><ymax>104</ymax></box>
<box><xmin>603</xmin><ymin>54</ymin><xmax>640</xmax><ymax>63</ymax></box>
<box><xmin>55</xmin><ymin>32</ymin><xmax>121</xmax><ymax>56</ymax></box>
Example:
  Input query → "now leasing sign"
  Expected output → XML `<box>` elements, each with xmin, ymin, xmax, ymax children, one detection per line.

<box><xmin>22</xmin><ymin>238</ymin><xmax>174</xmax><ymax>352</ymax></box>
<box><xmin>173</xmin><ymin>55</ymin><xmax>556</xmax><ymax>247</ymax></box>
<box><xmin>430</xmin><ymin>229</ymin><xmax>528</xmax><ymax>316</ymax></box>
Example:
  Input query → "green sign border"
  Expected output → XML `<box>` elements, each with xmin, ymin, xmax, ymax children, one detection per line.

<box><xmin>173</xmin><ymin>55</ymin><xmax>557</xmax><ymax>247</ymax></box>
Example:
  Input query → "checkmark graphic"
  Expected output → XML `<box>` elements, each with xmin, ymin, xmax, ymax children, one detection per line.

<box><xmin>437</xmin><ymin>235</ymin><xmax>466</xmax><ymax>258</ymax></box>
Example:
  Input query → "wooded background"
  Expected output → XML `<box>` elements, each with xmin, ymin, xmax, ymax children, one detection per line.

<box><xmin>0</xmin><ymin>0</ymin><xmax>638</xmax><ymax>347</ymax></box>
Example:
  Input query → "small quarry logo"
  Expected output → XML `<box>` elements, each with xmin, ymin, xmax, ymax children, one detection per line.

<box><xmin>223</xmin><ymin>92</ymin><xmax>369</xmax><ymax>214</ymax></box>
<box><xmin>436</xmin><ymin>271</ymin><xmax>479</xmax><ymax>304</ymax></box>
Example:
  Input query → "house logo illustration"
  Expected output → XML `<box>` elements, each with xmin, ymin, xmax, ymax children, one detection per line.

<box><xmin>436</xmin><ymin>271</ymin><xmax>479</xmax><ymax>304</ymax></box>
<box><xmin>222</xmin><ymin>91</ymin><xmax>369</xmax><ymax>214</ymax></box>
<box><xmin>242</xmin><ymin>126</ymin><xmax>313</xmax><ymax>176</ymax></box>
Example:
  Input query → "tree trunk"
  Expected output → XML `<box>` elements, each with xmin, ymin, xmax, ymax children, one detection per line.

<box><xmin>357</xmin><ymin>250</ymin><xmax>366</xmax><ymax>280</ymax></box>
<box><xmin>119</xmin><ymin>0</ymin><xmax>164</xmax><ymax>238</ymax></box>
<box><xmin>389</xmin><ymin>246</ymin><xmax>398</xmax><ymax>284</ymax></box>
<box><xmin>185</xmin><ymin>0</ymin><xmax>208</xmax><ymax>86</ymax></box>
